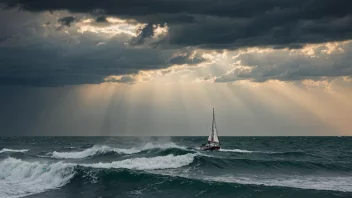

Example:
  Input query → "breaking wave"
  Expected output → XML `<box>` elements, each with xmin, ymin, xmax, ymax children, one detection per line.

<box><xmin>1</xmin><ymin>152</ymin><xmax>352</xmax><ymax>198</ymax></box>
<box><xmin>0</xmin><ymin>153</ymin><xmax>195</xmax><ymax>198</ymax></box>
<box><xmin>82</xmin><ymin>153</ymin><xmax>196</xmax><ymax>170</ymax></box>
<box><xmin>0</xmin><ymin>148</ymin><xmax>29</xmax><ymax>153</ymax></box>
<box><xmin>0</xmin><ymin>158</ymin><xmax>75</xmax><ymax>198</ymax></box>
<box><xmin>51</xmin><ymin>142</ymin><xmax>186</xmax><ymax>159</ymax></box>
<box><xmin>51</xmin><ymin>145</ymin><xmax>140</xmax><ymax>159</ymax></box>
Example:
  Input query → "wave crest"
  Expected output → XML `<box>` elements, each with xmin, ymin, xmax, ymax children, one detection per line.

<box><xmin>0</xmin><ymin>152</ymin><xmax>195</xmax><ymax>197</ymax></box>
<box><xmin>82</xmin><ymin>153</ymin><xmax>196</xmax><ymax>170</ymax></box>
<box><xmin>51</xmin><ymin>142</ymin><xmax>186</xmax><ymax>159</ymax></box>
<box><xmin>0</xmin><ymin>148</ymin><xmax>29</xmax><ymax>153</ymax></box>
<box><xmin>51</xmin><ymin>145</ymin><xmax>140</xmax><ymax>159</ymax></box>
<box><xmin>0</xmin><ymin>158</ymin><xmax>75</xmax><ymax>198</ymax></box>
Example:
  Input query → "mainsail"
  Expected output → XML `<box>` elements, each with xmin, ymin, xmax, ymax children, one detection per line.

<box><xmin>208</xmin><ymin>108</ymin><xmax>219</xmax><ymax>143</ymax></box>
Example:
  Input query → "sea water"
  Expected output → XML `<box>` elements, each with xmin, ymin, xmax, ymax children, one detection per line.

<box><xmin>0</xmin><ymin>136</ymin><xmax>351</xmax><ymax>198</ymax></box>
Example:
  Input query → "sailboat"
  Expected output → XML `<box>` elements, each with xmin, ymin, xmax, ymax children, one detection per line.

<box><xmin>200</xmin><ymin>108</ymin><xmax>220</xmax><ymax>151</ymax></box>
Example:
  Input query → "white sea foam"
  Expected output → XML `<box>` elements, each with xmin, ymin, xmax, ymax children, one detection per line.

<box><xmin>51</xmin><ymin>142</ymin><xmax>187</xmax><ymax>159</ymax></box>
<box><xmin>220</xmin><ymin>148</ymin><xmax>254</xmax><ymax>153</ymax></box>
<box><xmin>0</xmin><ymin>158</ymin><xmax>75</xmax><ymax>198</ymax></box>
<box><xmin>219</xmin><ymin>148</ymin><xmax>280</xmax><ymax>154</ymax></box>
<box><xmin>82</xmin><ymin>153</ymin><xmax>196</xmax><ymax>170</ymax></box>
<box><xmin>0</xmin><ymin>148</ymin><xmax>29</xmax><ymax>153</ymax></box>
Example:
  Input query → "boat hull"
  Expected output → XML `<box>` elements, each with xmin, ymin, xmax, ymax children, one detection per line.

<box><xmin>200</xmin><ymin>146</ymin><xmax>220</xmax><ymax>151</ymax></box>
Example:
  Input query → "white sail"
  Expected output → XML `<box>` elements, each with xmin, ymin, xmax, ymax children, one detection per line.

<box><xmin>212</xmin><ymin>126</ymin><xmax>219</xmax><ymax>143</ymax></box>
<box><xmin>207</xmin><ymin>133</ymin><xmax>212</xmax><ymax>142</ymax></box>
<box><xmin>207</xmin><ymin>108</ymin><xmax>219</xmax><ymax>143</ymax></box>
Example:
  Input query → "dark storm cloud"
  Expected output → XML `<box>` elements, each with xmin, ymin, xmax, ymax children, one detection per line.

<box><xmin>0</xmin><ymin>7</ymin><xmax>213</xmax><ymax>86</ymax></box>
<box><xmin>58</xmin><ymin>16</ymin><xmax>75</xmax><ymax>27</ymax></box>
<box><xmin>0</xmin><ymin>41</ymin><xmax>201</xmax><ymax>86</ymax></box>
<box><xmin>129</xmin><ymin>23</ymin><xmax>155</xmax><ymax>45</ymax></box>
<box><xmin>1</xmin><ymin>0</ymin><xmax>352</xmax><ymax>86</ymax></box>
<box><xmin>95</xmin><ymin>16</ymin><xmax>108</xmax><ymax>23</ymax></box>
<box><xmin>2</xmin><ymin>0</ymin><xmax>352</xmax><ymax>49</ymax></box>
<box><xmin>167</xmin><ymin>51</ymin><xmax>206</xmax><ymax>65</ymax></box>
<box><xmin>0</xmin><ymin>16</ymin><xmax>208</xmax><ymax>88</ymax></box>
<box><xmin>56</xmin><ymin>16</ymin><xmax>76</xmax><ymax>31</ymax></box>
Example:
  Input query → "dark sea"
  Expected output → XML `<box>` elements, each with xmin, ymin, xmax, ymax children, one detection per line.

<box><xmin>1</xmin><ymin>137</ymin><xmax>352</xmax><ymax>198</ymax></box>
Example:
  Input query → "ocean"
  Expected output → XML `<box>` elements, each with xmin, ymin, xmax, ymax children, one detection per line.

<box><xmin>0</xmin><ymin>136</ymin><xmax>351</xmax><ymax>198</ymax></box>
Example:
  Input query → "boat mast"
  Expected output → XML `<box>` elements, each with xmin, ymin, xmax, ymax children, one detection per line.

<box><xmin>211</xmin><ymin>108</ymin><xmax>215</xmax><ymax>142</ymax></box>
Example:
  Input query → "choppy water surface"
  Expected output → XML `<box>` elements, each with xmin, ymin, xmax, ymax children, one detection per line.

<box><xmin>1</xmin><ymin>136</ymin><xmax>352</xmax><ymax>198</ymax></box>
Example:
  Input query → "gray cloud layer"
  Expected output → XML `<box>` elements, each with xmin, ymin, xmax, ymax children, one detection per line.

<box><xmin>0</xmin><ymin>40</ymin><xmax>203</xmax><ymax>86</ymax></box>
<box><xmin>0</xmin><ymin>1</ymin><xmax>352</xmax><ymax>86</ymax></box>
<box><xmin>2</xmin><ymin>0</ymin><xmax>352</xmax><ymax>49</ymax></box>
<box><xmin>215</xmin><ymin>42</ymin><xmax>352</xmax><ymax>83</ymax></box>
<box><xmin>0</xmin><ymin>9</ymin><xmax>207</xmax><ymax>86</ymax></box>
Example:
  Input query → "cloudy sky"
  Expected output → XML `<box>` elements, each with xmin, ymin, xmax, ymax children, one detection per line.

<box><xmin>0</xmin><ymin>0</ymin><xmax>351</xmax><ymax>136</ymax></box>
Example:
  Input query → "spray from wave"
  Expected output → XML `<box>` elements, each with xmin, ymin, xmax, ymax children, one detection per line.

<box><xmin>141</xmin><ymin>142</ymin><xmax>186</xmax><ymax>150</ymax></box>
<box><xmin>0</xmin><ymin>148</ymin><xmax>29</xmax><ymax>153</ymax></box>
